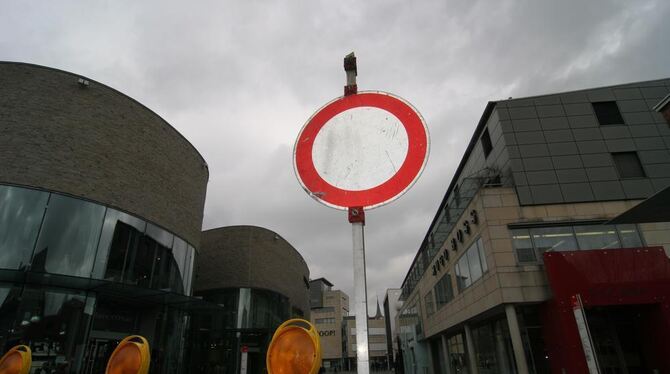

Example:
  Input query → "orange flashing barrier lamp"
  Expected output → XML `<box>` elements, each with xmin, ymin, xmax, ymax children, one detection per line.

<box><xmin>105</xmin><ymin>335</ymin><xmax>151</xmax><ymax>374</ymax></box>
<box><xmin>266</xmin><ymin>319</ymin><xmax>322</xmax><ymax>374</ymax></box>
<box><xmin>0</xmin><ymin>345</ymin><xmax>31</xmax><ymax>374</ymax></box>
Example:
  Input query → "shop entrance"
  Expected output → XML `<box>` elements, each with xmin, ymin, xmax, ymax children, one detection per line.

<box><xmin>81</xmin><ymin>336</ymin><xmax>123</xmax><ymax>374</ymax></box>
<box><xmin>587</xmin><ymin>305</ymin><xmax>651</xmax><ymax>374</ymax></box>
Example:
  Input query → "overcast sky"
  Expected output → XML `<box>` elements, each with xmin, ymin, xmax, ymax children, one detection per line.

<box><xmin>2</xmin><ymin>0</ymin><xmax>669</xmax><ymax>313</ymax></box>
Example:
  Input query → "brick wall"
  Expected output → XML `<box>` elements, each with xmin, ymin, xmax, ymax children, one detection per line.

<box><xmin>0</xmin><ymin>62</ymin><xmax>209</xmax><ymax>246</ymax></box>
<box><xmin>195</xmin><ymin>225</ymin><xmax>311</xmax><ymax>316</ymax></box>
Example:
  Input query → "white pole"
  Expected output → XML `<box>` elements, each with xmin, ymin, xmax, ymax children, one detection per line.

<box><xmin>352</xmin><ymin>219</ymin><xmax>370</xmax><ymax>374</ymax></box>
<box><xmin>343</xmin><ymin>54</ymin><xmax>368</xmax><ymax>374</ymax></box>
<box><xmin>573</xmin><ymin>294</ymin><xmax>600</xmax><ymax>373</ymax></box>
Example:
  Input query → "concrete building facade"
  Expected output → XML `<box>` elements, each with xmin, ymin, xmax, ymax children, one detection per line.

<box><xmin>309</xmin><ymin>278</ymin><xmax>349</xmax><ymax>372</ymax></box>
<box><xmin>397</xmin><ymin>78</ymin><xmax>670</xmax><ymax>374</ymax></box>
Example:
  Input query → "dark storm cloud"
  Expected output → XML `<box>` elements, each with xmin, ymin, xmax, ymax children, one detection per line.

<box><xmin>1</xmin><ymin>0</ymin><xmax>668</xmax><ymax>312</ymax></box>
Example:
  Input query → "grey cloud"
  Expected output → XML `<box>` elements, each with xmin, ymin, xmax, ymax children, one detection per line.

<box><xmin>1</xmin><ymin>0</ymin><xmax>668</xmax><ymax>311</ymax></box>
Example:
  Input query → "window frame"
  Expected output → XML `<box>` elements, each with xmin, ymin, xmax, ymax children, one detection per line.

<box><xmin>592</xmin><ymin>101</ymin><xmax>625</xmax><ymax>125</ymax></box>
<box><xmin>511</xmin><ymin>223</ymin><xmax>646</xmax><ymax>264</ymax></box>
<box><xmin>611</xmin><ymin>152</ymin><xmax>647</xmax><ymax>179</ymax></box>
<box><xmin>455</xmin><ymin>237</ymin><xmax>488</xmax><ymax>292</ymax></box>
<box><xmin>481</xmin><ymin>128</ymin><xmax>493</xmax><ymax>158</ymax></box>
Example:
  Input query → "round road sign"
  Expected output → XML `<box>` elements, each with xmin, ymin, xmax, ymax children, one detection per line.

<box><xmin>294</xmin><ymin>91</ymin><xmax>429</xmax><ymax>210</ymax></box>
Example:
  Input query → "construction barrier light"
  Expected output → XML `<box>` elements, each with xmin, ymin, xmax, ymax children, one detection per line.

<box><xmin>0</xmin><ymin>345</ymin><xmax>31</xmax><ymax>374</ymax></box>
<box><xmin>266</xmin><ymin>319</ymin><xmax>322</xmax><ymax>374</ymax></box>
<box><xmin>105</xmin><ymin>335</ymin><xmax>151</xmax><ymax>374</ymax></box>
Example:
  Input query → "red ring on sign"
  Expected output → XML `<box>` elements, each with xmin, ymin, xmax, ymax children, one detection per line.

<box><xmin>294</xmin><ymin>91</ymin><xmax>429</xmax><ymax>210</ymax></box>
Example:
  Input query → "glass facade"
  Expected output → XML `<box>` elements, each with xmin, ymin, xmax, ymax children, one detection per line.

<box><xmin>0</xmin><ymin>184</ymin><xmax>196</xmax><ymax>294</ymax></box>
<box><xmin>446</xmin><ymin>333</ymin><xmax>469</xmax><ymax>374</ymax></box>
<box><xmin>0</xmin><ymin>184</ymin><xmax>197</xmax><ymax>373</ymax></box>
<box><xmin>471</xmin><ymin>319</ymin><xmax>516</xmax><ymax>374</ymax></box>
<box><xmin>434</xmin><ymin>272</ymin><xmax>454</xmax><ymax>308</ymax></box>
<box><xmin>511</xmin><ymin>224</ymin><xmax>643</xmax><ymax>263</ymax></box>
<box><xmin>425</xmin><ymin>291</ymin><xmax>435</xmax><ymax>317</ymax></box>
<box><xmin>455</xmin><ymin>238</ymin><xmax>488</xmax><ymax>291</ymax></box>
<box><xmin>187</xmin><ymin>288</ymin><xmax>291</xmax><ymax>374</ymax></box>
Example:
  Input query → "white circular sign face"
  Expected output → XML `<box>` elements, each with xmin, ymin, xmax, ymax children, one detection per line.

<box><xmin>311</xmin><ymin>107</ymin><xmax>409</xmax><ymax>191</ymax></box>
<box><xmin>294</xmin><ymin>91</ymin><xmax>429</xmax><ymax>210</ymax></box>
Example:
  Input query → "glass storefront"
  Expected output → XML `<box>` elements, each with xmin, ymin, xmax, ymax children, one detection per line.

<box><xmin>0</xmin><ymin>284</ymin><xmax>93</xmax><ymax>374</ymax></box>
<box><xmin>187</xmin><ymin>288</ymin><xmax>291</xmax><ymax>374</ymax></box>
<box><xmin>0</xmin><ymin>184</ymin><xmax>196</xmax><ymax>294</ymax></box>
<box><xmin>446</xmin><ymin>333</ymin><xmax>469</xmax><ymax>374</ymax></box>
<box><xmin>471</xmin><ymin>319</ymin><xmax>516</xmax><ymax>374</ymax></box>
<box><xmin>0</xmin><ymin>184</ymin><xmax>198</xmax><ymax>373</ymax></box>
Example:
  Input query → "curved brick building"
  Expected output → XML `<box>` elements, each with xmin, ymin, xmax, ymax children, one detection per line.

<box><xmin>0</xmin><ymin>62</ymin><xmax>209</xmax><ymax>373</ymax></box>
<box><xmin>188</xmin><ymin>225</ymin><xmax>311</xmax><ymax>374</ymax></box>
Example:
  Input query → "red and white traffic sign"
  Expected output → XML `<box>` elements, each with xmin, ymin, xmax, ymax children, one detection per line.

<box><xmin>294</xmin><ymin>91</ymin><xmax>429</xmax><ymax>210</ymax></box>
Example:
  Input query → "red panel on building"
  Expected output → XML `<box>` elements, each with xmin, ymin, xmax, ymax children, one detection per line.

<box><xmin>541</xmin><ymin>247</ymin><xmax>670</xmax><ymax>373</ymax></box>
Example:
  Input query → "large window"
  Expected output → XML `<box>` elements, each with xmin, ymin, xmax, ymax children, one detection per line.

<box><xmin>481</xmin><ymin>128</ymin><xmax>493</xmax><ymax>158</ymax></box>
<box><xmin>32</xmin><ymin>194</ymin><xmax>106</xmax><ymax>278</ymax></box>
<box><xmin>424</xmin><ymin>291</ymin><xmax>435</xmax><ymax>316</ymax></box>
<box><xmin>0</xmin><ymin>285</ymin><xmax>94</xmax><ymax>371</ymax></box>
<box><xmin>434</xmin><ymin>273</ymin><xmax>454</xmax><ymax>308</ymax></box>
<box><xmin>455</xmin><ymin>238</ymin><xmax>488</xmax><ymax>291</ymax></box>
<box><xmin>0</xmin><ymin>184</ymin><xmax>196</xmax><ymax>295</ymax></box>
<box><xmin>592</xmin><ymin>101</ymin><xmax>624</xmax><ymax>125</ymax></box>
<box><xmin>0</xmin><ymin>186</ymin><xmax>48</xmax><ymax>270</ymax></box>
<box><xmin>512</xmin><ymin>224</ymin><xmax>643</xmax><ymax>263</ymax></box>
<box><xmin>612</xmin><ymin>152</ymin><xmax>646</xmax><ymax>179</ymax></box>
<box><xmin>527</xmin><ymin>226</ymin><xmax>578</xmax><ymax>261</ymax></box>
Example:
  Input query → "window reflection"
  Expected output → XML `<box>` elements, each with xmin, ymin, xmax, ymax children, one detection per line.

<box><xmin>183</xmin><ymin>246</ymin><xmax>195</xmax><ymax>295</ymax></box>
<box><xmin>0</xmin><ymin>186</ymin><xmax>48</xmax><ymax>270</ymax></box>
<box><xmin>511</xmin><ymin>229</ymin><xmax>535</xmax><ymax>262</ymax></box>
<box><xmin>93</xmin><ymin>209</ymin><xmax>146</xmax><ymax>281</ymax></box>
<box><xmin>574</xmin><ymin>225</ymin><xmax>620</xmax><ymax>250</ymax></box>
<box><xmin>456</xmin><ymin>256</ymin><xmax>471</xmax><ymax>291</ymax></box>
<box><xmin>456</xmin><ymin>238</ymin><xmax>488</xmax><ymax>292</ymax></box>
<box><xmin>530</xmin><ymin>226</ymin><xmax>578</xmax><ymax>254</ymax></box>
<box><xmin>95</xmin><ymin>209</ymin><xmax>189</xmax><ymax>294</ymax></box>
<box><xmin>616</xmin><ymin>224</ymin><xmax>642</xmax><ymax>248</ymax></box>
<box><xmin>434</xmin><ymin>273</ymin><xmax>454</xmax><ymax>307</ymax></box>
<box><xmin>467</xmin><ymin>245</ymin><xmax>483</xmax><ymax>281</ymax></box>
<box><xmin>512</xmin><ymin>224</ymin><xmax>645</xmax><ymax>263</ymax></box>
<box><xmin>172</xmin><ymin>238</ymin><xmax>188</xmax><ymax>290</ymax></box>
<box><xmin>0</xmin><ymin>184</ymin><xmax>195</xmax><ymax>296</ymax></box>
<box><xmin>12</xmin><ymin>288</ymin><xmax>92</xmax><ymax>373</ymax></box>
<box><xmin>32</xmin><ymin>194</ymin><xmax>105</xmax><ymax>278</ymax></box>
<box><xmin>0</xmin><ymin>285</ymin><xmax>22</xmax><ymax>350</ymax></box>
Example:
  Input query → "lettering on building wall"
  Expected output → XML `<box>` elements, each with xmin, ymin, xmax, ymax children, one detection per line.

<box><xmin>433</xmin><ymin>209</ymin><xmax>479</xmax><ymax>277</ymax></box>
<box><xmin>319</xmin><ymin>330</ymin><xmax>336</xmax><ymax>337</ymax></box>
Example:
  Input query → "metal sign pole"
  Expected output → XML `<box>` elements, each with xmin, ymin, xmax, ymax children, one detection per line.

<box><xmin>344</xmin><ymin>53</ymin><xmax>369</xmax><ymax>374</ymax></box>
<box><xmin>572</xmin><ymin>294</ymin><xmax>600</xmax><ymax>374</ymax></box>
<box><xmin>349</xmin><ymin>207</ymin><xmax>369</xmax><ymax>374</ymax></box>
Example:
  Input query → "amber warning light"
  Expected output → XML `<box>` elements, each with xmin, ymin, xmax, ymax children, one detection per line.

<box><xmin>266</xmin><ymin>319</ymin><xmax>322</xmax><ymax>374</ymax></box>
<box><xmin>0</xmin><ymin>345</ymin><xmax>31</xmax><ymax>374</ymax></box>
<box><xmin>105</xmin><ymin>335</ymin><xmax>151</xmax><ymax>374</ymax></box>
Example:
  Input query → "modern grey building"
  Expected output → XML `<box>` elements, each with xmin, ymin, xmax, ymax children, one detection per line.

<box><xmin>397</xmin><ymin>78</ymin><xmax>670</xmax><ymax>373</ymax></box>
<box><xmin>0</xmin><ymin>62</ymin><xmax>209</xmax><ymax>373</ymax></box>
<box><xmin>188</xmin><ymin>225</ymin><xmax>311</xmax><ymax>374</ymax></box>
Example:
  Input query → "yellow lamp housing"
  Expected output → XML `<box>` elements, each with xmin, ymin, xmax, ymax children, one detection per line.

<box><xmin>0</xmin><ymin>345</ymin><xmax>31</xmax><ymax>374</ymax></box>
<box><xmin>266</xmin><ymin>318</ymin><xmax>322</xmax><ymax>374</ymax></box>
<box><xmin>105</xmin><ymin>335</ymin><xmax>151</xmax><ymax>374</ymax></box>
